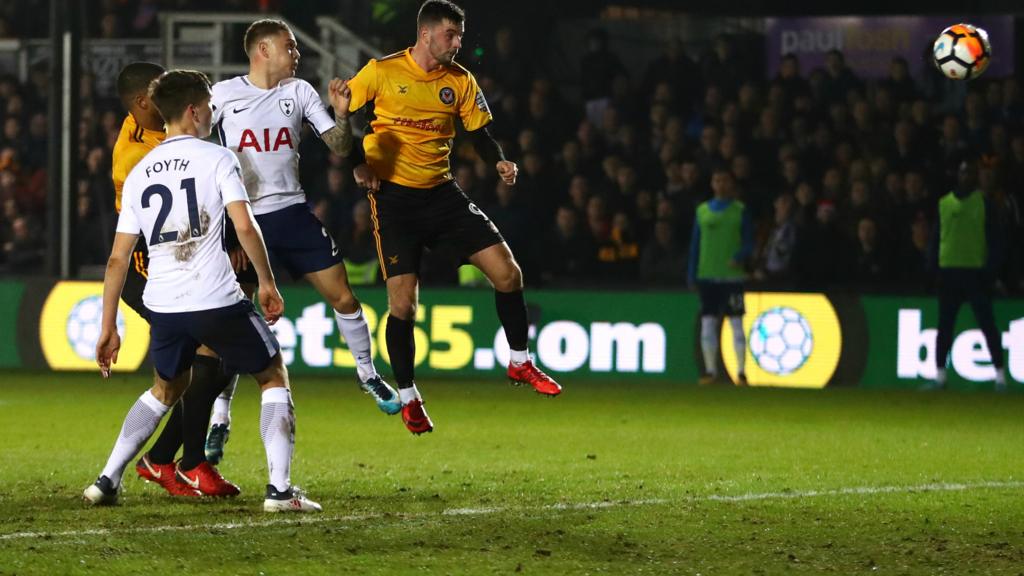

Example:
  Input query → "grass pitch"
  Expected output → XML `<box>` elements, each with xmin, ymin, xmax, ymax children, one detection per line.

<box><xmin>0</xmin><ymin>372</ymin><xmax>1022</xmax><ymax>575</ymax></box>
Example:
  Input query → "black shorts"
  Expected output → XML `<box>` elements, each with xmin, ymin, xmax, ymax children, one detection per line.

<box><xmin>121</xmin><ymin>239</ymin><xmax>151</xmax><ymax>321</ymax></box>
<box><xmin>223</xmin><ymin>213</ymin><xmax>259</xmax><ymax>285</ymax></box>
<box><xmin>937</xmin><ymin>268</ymin><xmax>990</xmax><ymax>304</ymax></box>
<box><xmin>368</xmin><ymin>180</ymin><xmax>504</xmax><ymax>279</ymax></box>
<box><xmin>697</xmin><ymin>281</ymin><xmax>745</xmax><ymax>317</ymax></box>
<box><xmin>255</xmin><ymin>203</ymin><xmax>344</xmax><ymax>279</ymax></box>
<box><xmin>148</xmin><ymin>300</ymin><xmax>280</xmax><ymax>381</ymax></box>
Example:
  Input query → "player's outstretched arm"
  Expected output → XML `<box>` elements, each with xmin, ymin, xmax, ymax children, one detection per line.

<box><xmin>320</xmin><ymin>78</ymin><xmax>354</xmax><ymax>157</ymax></box>
<box><xmin>466</xmin><ymin>126</ymin><xmax>517</xmax><ymax>185</ymax></box>
<box><xmin>97</xmin><ymin>232</ymin><xmax>137</xmax><ymax>377</ymax></box>
<box><xmin>225</xmin><ymin>200</ymin><xmax>283</xmax><ymax>324</ymax></box>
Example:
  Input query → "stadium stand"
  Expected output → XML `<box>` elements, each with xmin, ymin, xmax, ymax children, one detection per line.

<box><xmin>1</xmin><ymin>2</ymin><xmax>1021</xmax><ymax>295</ymax></box>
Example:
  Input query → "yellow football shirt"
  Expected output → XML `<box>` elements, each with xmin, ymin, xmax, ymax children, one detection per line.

<box><xmin>112</xmin><ymin>113</ymin><xmax>165</xmax><ymax>213</ymax></box>
<box><xmin>347</xmin><ymin>48</ymin><xmax>493</xmax><ymax>189</ymax></box>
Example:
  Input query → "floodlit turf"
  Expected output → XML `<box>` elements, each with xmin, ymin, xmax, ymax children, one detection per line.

<box><xmin>0</xmin><ymin>372</ymin><xmax>1022</xmax><ymax>575</ymax></box>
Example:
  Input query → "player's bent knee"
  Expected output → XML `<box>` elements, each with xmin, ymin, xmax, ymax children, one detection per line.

<box><xmin>152</xmin><ymin>372</ymin><xmax>190</xmax><ymax>405</ymax></box>
<box><xmin>331</xmin><ymin>293</ymin><xmax>359</xmax><ymax>315</ymax></box>
<box><xmin>491</xmin><ymin>265</ymin><xmax>523</xmax><ymax>292</ymax></box>
<box><xmin>253</xmin><ymin>353</ymin><xmax>289</xmax><ymax>390</ymax></box>
<box><xmin>386</xmin><ymin>282</ymin><xmax>419</xmax><ymax>320</ymax></box>
<box><xmin>389</xmin><ymin>299</ymin><xmax>417</xmax><ymax>321</ymax></box>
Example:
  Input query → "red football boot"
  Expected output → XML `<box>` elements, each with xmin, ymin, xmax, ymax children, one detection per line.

<box><xmin>508</xmin><ymin>360</ymin><xmax>562</xmax><ymax>396</ymax></box>
<box><xmin>401</xmin><ymin>399</ymin><xmax>434</xmax><ymax>435</ymax></box>
<box><xmin>175</xmin><ymin>461</ymin><xmax>241</xmax><ymax>497</ymax></box>
<box><xmin>135</xmin><ymin>453</ymin><xmax>201</xmax><ymax>497</ymax></box>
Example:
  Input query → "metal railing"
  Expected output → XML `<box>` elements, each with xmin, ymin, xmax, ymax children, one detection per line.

<box><xmin>316</xmin><ymin>15</ymin><xmax>383</xmax><ymax>77</ymax></box>
<box><xmin>159</xmin><ymin>12</ymin><xmax>382</xmax><ymax>96</ymax></box>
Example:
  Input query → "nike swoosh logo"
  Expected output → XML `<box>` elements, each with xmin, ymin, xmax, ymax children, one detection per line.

<box><xmin>144</xmin><ymin>460</ymin><xmax>161</xmax><ymax>479</ymax></box>
<box><xmin>180</xmin><ymin>471</ymin><xmax>200</xmax><ymax>489</ymax></box>
<box><xmin>233</xmin><ymin>106</ymin><xmax>250</xmax><ymax>114</ymax></box>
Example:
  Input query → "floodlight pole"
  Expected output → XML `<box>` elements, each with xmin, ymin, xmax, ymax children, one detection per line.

<box><xmin>46</xmin><ymin>0</ymin><xmax>80</xmax><ymax>278</ymax></box>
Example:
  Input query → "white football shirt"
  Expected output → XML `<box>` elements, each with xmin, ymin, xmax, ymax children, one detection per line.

<box><xmin>211</xmin><ymin>76</ymin><xmax>336</xmax><ymax>215</ymax></box>
<box><xmin>117</xmin><ymin>135</ymin><xmax>248</xmax><ymax>313</ymax></box>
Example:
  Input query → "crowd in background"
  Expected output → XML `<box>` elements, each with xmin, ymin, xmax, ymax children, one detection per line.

<box><xmin>1</xmin><ymin>6</ymin><xmax>1022</xmax><ymax>295</ymax></box>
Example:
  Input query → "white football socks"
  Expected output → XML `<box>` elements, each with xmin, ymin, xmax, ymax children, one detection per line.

<box><xmin>210</xmin><ymin>375</ymin><xmax>238</xmax><ymax>427</ymax></box>
<box><xmin>730</xmin><ymin>316</ymin><xmax>746</xmax><ymax>376</ymax></box>
<box><xmin>700</xmin><ymin>315</ymin><xmax>720</xmax><ymax>377</ymax></box>
<box><xmin>995</xmin><ymin>367</ymin><xmax>1007</xmax><ymax>389</ymax></box>
<box><xmin>100</xmin><ymin>390</ymin><xmax>169</xmax><ymax>487</ymax></box>
<box><xmin>398</xmin><ymin>384</ymin><xmax>421</xmax><ymax>405</ymax></box>
<box><xmin>510</xmin><ymin>349</ymin><xmax>529</xmax><ymax>366</ymax></box>
<box><xmin>336</xmin><ymin>307</ymin><xmax>377</xmax><ymax>382</ymax></box>
<box><xmin>260</xmin><ymin>387</ymin><xmax>295</xmax><ymax>493</ymax></box>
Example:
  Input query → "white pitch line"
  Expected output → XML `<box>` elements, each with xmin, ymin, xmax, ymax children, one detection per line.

<box><xmin>1</xmin><ymin>480</ymin><xmax>1020</xmax><ymax>542</ymax></box>
<box><xmin>0</xmin><ymin>511</ymin><xmax>384</xmax><ymax>542</ymax></box>
<box><xmin>703</xmin><ymin>480</ymin><xmax>1024</xmax><ymax>502</ymax></box>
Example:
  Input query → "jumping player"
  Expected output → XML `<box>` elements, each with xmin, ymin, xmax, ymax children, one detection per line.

<box><xmin>199</xmin><ymin>20</ymin><xmax>401</xmax><ymax>454</ymax></box>
<box><xmin>345</xmin><ymin>0</ymin><xmax>562</xmax><ymax>435</ymax></box>
<box><xmin>85</xmin><ymin>70</ymin><xmax>320</xmax><ymax>512</ymax></box>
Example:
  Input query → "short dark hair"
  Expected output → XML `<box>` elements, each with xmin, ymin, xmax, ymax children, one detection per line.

<box><xmin>116</xmin><ymin>61</ymin><xmax>165</xmax><ymax>107</ymax></box>
<box><xmin>711</xmin><ymin>164</ymin><xmax>734</xmax><ymax>177</ymax></box>
<box><xmin>417</xmin><ymin>0</ymin><xmax>464</xmax><ymax>29</ymax></box>
<box><xmin>244</xmin><ymin>19</ymin><xmax>291</xmax><ymax>56</ymax></box>
<box><xmin>149</xmin><ymin>70</ymin><xmax>211</xmax><ymax>123</ymax></box>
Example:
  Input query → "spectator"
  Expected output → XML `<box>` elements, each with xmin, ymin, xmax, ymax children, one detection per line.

<box><xmin>2</xmin><ymin>215</ymin><xmax>43</xmax><ymax>273</ymax></box>
<box><xmin>755</xmin><ymin>193</ymin><xmax>799</xmax><ymax>285</ymax></box>
<box><xmin>822</xmin><ymin>49</ymin><xmax>862</xmax><ymax>105</ymax></box>
<box><xmin>795</xmin><ymin>200</ymin><xmax>848</xmax><ymax>289</ymax></box>
<box><xmin>477</xmin><ymin>27</ymin><xmax>529</xmax><ymax>98</ymax></box>
<box><xmin>702</xmin><ymin>34</ymin><xmax>744</xmax><ymax>95</ymax></box>
<box><xmin>580</xmin><ymin>28</ymin><xmax>625</xmax><ymax>127</ymax></box>
<box><xmin>899</xmin><ymin>215</ymin><xmax>932</xmax><ymax>291</ymax></box>
<box><xmin>849</xmin><ymin>217</ymin><xmax>890</xmax><ymax>288</ymax></box>
<box><xmin>487</xmin><ymin>181</ymin><xmax>536</xmax><ymax>281</ymax></box>
<box><xmin>640</xmin><ymin>218</ymin><xmax>686</xmax><ymax>286</ymax></box>
<box><xmin>842</xmin><ymin>180</ymin><xmax>876</xmax><ymax>240</ymax></box>
<box><xmin>542</xmin><ymin>205</ymin><xmax>594</xmax><ymax>285</ymax></box>
<box><xmin>775</xmin><ymin>53</ymin><xmax>809</xmax><ymax>103</ymax></box>
<box><xmin>566</xmin><ymin>174</ymin><xmax>591</xmax><ymax>219</ymax></box>
<box><xmin>74</xmin><ymin>194</ymin><xmax>107</xmax><ymax>267</ymax></box>
<box><xmin>642</xmin><ymin>38</ymin><xmax>701</xmax><ymax>113</ymax></box>
<box><xmin>880</xmin><ymin>57</ymin><xmax>917</xmax><ymax>105</ymax></box>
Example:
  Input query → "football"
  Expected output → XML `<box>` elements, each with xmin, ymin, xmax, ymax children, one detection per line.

<box><xmin>749</xmin><ymin>306</ymin><xmax>814</xmax><ymax>376</ymax></box>
<box><xmin>932</xmin><ymin>23</ymin><xmax>992</xmax><ymax>80</ymax></box>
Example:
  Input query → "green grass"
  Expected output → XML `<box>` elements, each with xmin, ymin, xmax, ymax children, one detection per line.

<box><xmin>0</xmin><ymin>372</ymin><xmax>1022</xmax><ymax>575</ymax></box>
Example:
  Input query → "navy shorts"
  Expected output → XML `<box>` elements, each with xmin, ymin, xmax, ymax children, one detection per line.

<box><xmin>368</xmin><ymin>180</ymin><xmax>504</xmax><ymax>279</ymax></box>
<box><xmin>148</xmin><ymin>300</ymin><xmax>280</xmax><ymax>381</ymax></box>
<box><xmin>255</xmin><ymin>203</ymin><xmax>343</xmax><ymax>279</ymax></box>
<box><xmin>697</xmin><ymin>281</ymin><xmax>745</xmax><ymax>317</ymax></box>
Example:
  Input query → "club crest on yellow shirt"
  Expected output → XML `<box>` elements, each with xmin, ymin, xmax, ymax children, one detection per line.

<box><xmin>439</xmin><ymin>87</ymin><xmax>455</xmax><ymax>105</ymax></box>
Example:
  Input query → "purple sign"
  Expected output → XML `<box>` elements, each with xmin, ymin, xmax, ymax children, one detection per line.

<box><xmin>765</xmin><ymin>16</ymin><xmax>1015</xmax><ymax>79</ymax></box>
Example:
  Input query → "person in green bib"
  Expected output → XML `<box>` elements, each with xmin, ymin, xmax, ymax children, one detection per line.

<box><xmin>688</xmin><ymin>166</ymin><xmax>753</xmax><ymax>385</ymax></box>
<box><xmin>929</xmin><ymin>156</ymin><xmax>1007</xmax><ymax>390</ymax></box>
